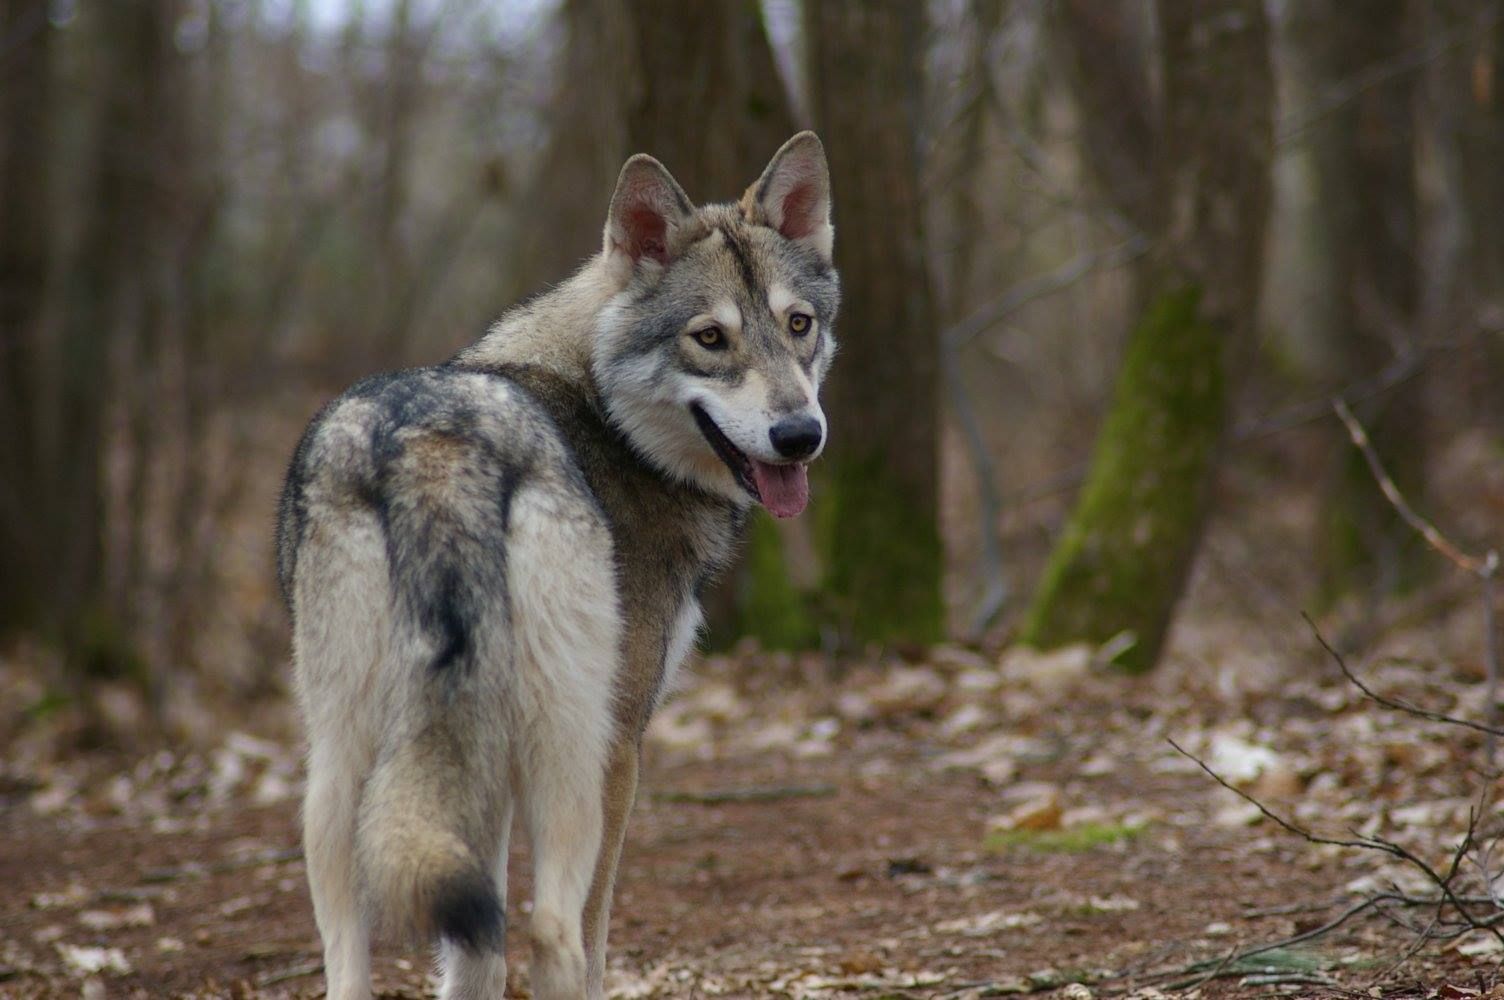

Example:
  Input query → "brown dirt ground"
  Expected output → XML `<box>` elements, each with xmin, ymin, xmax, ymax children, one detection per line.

<box><xmin>1</xmin><ymin>638</ymin><xmax>1500</xmax><ymax>1000</ymax></box>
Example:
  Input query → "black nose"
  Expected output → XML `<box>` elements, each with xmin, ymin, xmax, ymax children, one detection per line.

<box><xmin>769</xmin><ymin>415</ymin><xmax>823</xmax><ymax>460</ymax></box>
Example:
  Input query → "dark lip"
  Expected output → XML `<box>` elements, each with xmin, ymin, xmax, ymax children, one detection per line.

<box><xmin>689</xmin><ymin>403</ymin><xmax>760</xmax><ymax>502</ymax></box>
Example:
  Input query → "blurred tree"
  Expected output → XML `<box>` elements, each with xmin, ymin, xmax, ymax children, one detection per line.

<box><xmin>622</xmin><ymin>0</ymin><xmax>795</xmax><ymax>198</ymax></box>
<box><xmin>519</xmin><ymin>0</ymin><xmax>810</xmax><ymax>646</ymax></box>
<box><xmin>1287</xmin><ymin>0</ymin><xmax>1427</xmax><ymax>603</ymax></box>
<box><xmin>512</xmin><ymin>0</ymin><xmax>634</xmax><ymax>294</ymax></box>
<box><xmin>807</xmin><ymin>0</ymin><xmax>944</xmax><ymax>644</ymax></box>
<box><xmin>1434</xmin><ymin>0</ymin><xmax>1504</xmax><ymax>428</ymax></box>
<box><xmin>0</xmin><ymin>0</ymin><xmax>187</xmax><ymax>686</ymax></box>
<box><xmin>1441</xmin><ymin>1</ymin><xmax>1504</xmax><ymax>314</ymax></box>
<box><xmin>0</xmin><ymin>0</ymin><xmax>54</xmax><ymax>635</ymax></box>
<box><xmin>165</xmin><ymin>1</ymin><xmax>229</xmax><ymax>675</ymax></box>
<box><xmin>1022</xmin><ymin>0</ymin><xmax>1274</xmax><ymax>671</ymax></box>
<box><xmin>617</xmin><ymin>0</ymin><xmax>813</xmax><ymax>648</ymax></box>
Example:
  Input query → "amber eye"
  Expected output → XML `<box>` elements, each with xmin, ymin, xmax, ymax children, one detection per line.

<box><xmin>692</xmin><ymin>325</ymin><xmax>725</xmax><ymax>349</ymax></box>
<box><xmin>789</xmin><ymin>313</ymin><xmax>813</xmax><ymax>336</ymax></box>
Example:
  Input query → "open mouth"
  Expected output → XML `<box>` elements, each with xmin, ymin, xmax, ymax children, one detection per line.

<box><xmin>690</xmin><ymin>403</ymin><xmax>809</xmax><ymax>518</ymax></box>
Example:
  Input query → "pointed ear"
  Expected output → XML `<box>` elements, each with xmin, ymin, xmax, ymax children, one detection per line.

<box><xmin>604</xmin><ymin>154</ymin><xmax>694</xmax><ymax>269</ymax></box>
<box><xmin>741</xmin><ymin>131</ymin><xmax>833</xmax><ymax>263</ymax></box>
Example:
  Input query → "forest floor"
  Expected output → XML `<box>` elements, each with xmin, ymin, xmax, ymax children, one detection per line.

<box><xmin>2</xmin><ymin>607</ymin><xmax>1502</xmax><ymax>1000</ymax></box>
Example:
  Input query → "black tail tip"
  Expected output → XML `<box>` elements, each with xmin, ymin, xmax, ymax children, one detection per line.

<box><xmin>434</xmin><ymin>871</ymin><xmax>505</xmax><ymax>952</ymax></box>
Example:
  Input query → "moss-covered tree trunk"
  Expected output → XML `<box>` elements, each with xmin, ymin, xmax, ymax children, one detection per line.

<box><xmin>1022</xmin><ymin>0</ymin><xmax>1274</xmax><ymax>671</ymax></box>
<box><xmin>806</xmin><ymin>0</ymin><xmax>944</xmax><ymax>644</ymax></box>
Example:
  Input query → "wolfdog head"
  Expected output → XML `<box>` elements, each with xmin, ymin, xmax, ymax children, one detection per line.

<box><xmin>592</xmin><ymin>133</ymin><xmax>839</xmax><ymax>518</ymax></box>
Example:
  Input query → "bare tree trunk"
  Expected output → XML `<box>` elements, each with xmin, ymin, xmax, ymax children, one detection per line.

<box><xmin>1047</xmin><ymin>0</ymin><xmax>1160</xmax><ymax>238</ymax></box>
<box><xmin>1023</xmin><ymin>0</ymin><xmax>1274</xmax><ymax>671</ymax></box>
<box><xmin>1434</xmin><ymin>0</ymin><xmax>1504</xmax><ymax>427</ymax></box>
<box><xmin>621</xmin><ymin>0</ymin><xmax>795</xmax><ymax>197</ymax></box>
<box><xmin>1288</xmin><ymin>0</ymin><xmax>1426</xmax><ymax>603</ymax></box>
<box><xmin>50</xmin><ymin>1</ymin><xmax>168</xmax><ymax>675</ymax></box>
<box><xmin>512</xmin><ymin>0</ymin><xmax>634</xmax><ymax>294</ymax></box>
<box><xmin>807</xmin><ymin>0</ymin><xmax>944</xmax><ymax>644</ymax></box>
<box><xmin>1446</xmin><ymin>2</ymin><xmax>1504</xmax><ymax>311</ymax></box>
<box><xmin>0</xmin><ymin>0</ymin><xmax>53</xmax><ymax>634</ymax></box>
<box><xmin>373</xmin><ymin>0</ymin><xmax>422</xmax><ymax>360</ymax></box>
<box><xmin>616</xmin><ymin>0</ymin><xmax>809</xmax><ymax>647</ymax></box>
<box><xmin>167</xmin><ymin>1</ymin><xmax>229</xmax><ymax>681</ymax></box>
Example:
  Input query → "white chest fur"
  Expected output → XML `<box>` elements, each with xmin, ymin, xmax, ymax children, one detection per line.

<box><xmin>657</xmin><ymin>597</ymin><xmax>704</xmax><ymax>706</ymax></box>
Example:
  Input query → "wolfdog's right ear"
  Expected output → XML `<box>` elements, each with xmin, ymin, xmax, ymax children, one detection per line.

<box><xmin>604</xmin><ymin>155</ymin><xmax>694</xmax><ymax>275</ymax></box>
<box><xmin>742</xmin><ymin>132</ymin><xmax>833</xmax><ymax>264</ymax></box>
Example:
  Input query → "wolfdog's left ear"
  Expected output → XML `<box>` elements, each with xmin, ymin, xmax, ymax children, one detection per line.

<box><xmin>742</xmin><ymin>131</ymin><xmax>833</xmax><ymax>264</ymax></box>
<box><xmin>605</xmin><ymin>154</ymin><xmax>694</xmax><ymax>273</ymax></box>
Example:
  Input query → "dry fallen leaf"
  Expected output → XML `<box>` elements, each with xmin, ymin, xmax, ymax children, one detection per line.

<box><xmin>56</xmin><ymin>943</ymin><xmax>132</xmax><ymax>977</ymax></box>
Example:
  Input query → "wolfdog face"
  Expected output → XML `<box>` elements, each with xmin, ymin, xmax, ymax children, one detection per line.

<box><xmin>592</xmin><ymin>133</ymin><xmax>839</xmax><ymax>518</ymax></box>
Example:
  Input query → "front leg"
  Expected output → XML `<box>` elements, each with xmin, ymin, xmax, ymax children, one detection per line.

<box><xmin>582</xmin><ymin>738</ymin><xmax>640</xmax><ymax>999</ymax></box>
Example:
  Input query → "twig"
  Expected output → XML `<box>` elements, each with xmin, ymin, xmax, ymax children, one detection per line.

<box><xmin>1173</xmin><ymin>942</ymin><xmax>1243</xmax><ymax>992</ymax></box>
<box><xmin>1330</xmin><ymin>395</ymin><xmax>1503</xmax><ymax>766</ymax></box>
<box><xmin>1300</xmin><ymin>612</ymin><xmax>1504</xmax><ymax>738</ymax></box>
<box><xmin>1331</xmin><ymin>397</ymin><xmax>1490</xmax><ymax>575</ymax></box>
<box><xmin>255</xmin><ymin>960</ymin><xmax>324</xmax><ymax>987</ymax></box>
<box><xmin>1240</xmin><ymin>972</ymin><xmax>1341</xmax><ymax>988</ymax></box>
<box><xmin>1486</xmin><ymin>566</ymin><xmax>1502</xmax><ymax>766</ymax></box>
<box><xmin>651</xmin><ymin>784</ymin><xmax>837</xmax><ymax>805</ymax></box>
<box><xmin>942</xmin><ymin>236</ymin><xmax>1150</xmax><ymax>351</ymax></box>
<box><xmin>1233</xmin><ymin>344</ymin><xmax>1432</xmax><ymax>441</ymax></box>
<box><xmin>140</xmin><ymin>846</ymin><xmax>303</xmax><ymax>883</ymax></box>
<box><xmin>1241</xmin><ymin>899</ymin><xmax>1341</xmax><ymax>919</ymax></box>
<box><xmin>998</xmin><ymin>341</ymin><xmax>1458</xmax><ymax>512</ymax></box>
<box><xmin>942</xmin><ymin>344</ymin><xmax>1009</xmax><ymax>635</ymax></box>
<box><xmin>1276</xmin><ymin>4</ymin><xmax>1504</xmax><ymax>146</ymax></box>
<box><xmin>1168</xmin><ymin>735</ymin><xmax>1504</xmax><ymax>950</ymax></box>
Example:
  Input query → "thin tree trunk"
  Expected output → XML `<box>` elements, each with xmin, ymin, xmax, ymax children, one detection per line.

<box><xmin>807</xmin><ymin>0</ymin><xmax>944</xmax><ymax>644</ymax></box>
<box><xmin>617</xmin><ymin>0</ymin><xmax>809</xmax><ymax>647</ymax></box>
<box><xmin>512</xmin><ymin>0</ymin><xmax>633</xmax><ymax>294</ymax></box>
<box><xmin>167</xmin><ymin>1</ymin><xmax>229</xmax><ymax>680</ymax></box>
<box><xmin>1289</xmin><ymin>0</ymin><xmax>1426</xmax><ymax>602</ymax></box>
<box><xmin>0</xmin><ymin>0</ymin><xmax>53</xmax><ymax>633</ymax></box>
<box><xmin>1435</xmin><ymin>0</ymin><xmax>1504</xmax><ymax>427</ymax></box>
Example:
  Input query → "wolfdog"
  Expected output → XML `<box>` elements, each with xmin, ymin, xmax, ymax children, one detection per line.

<box><xmin>275</xmin><ymin>132</ymin><xmax>838</xmax><ymax>1000</ymax></box>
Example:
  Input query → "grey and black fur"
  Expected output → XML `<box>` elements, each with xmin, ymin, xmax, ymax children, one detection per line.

<box><xmin>277</xmin><ymin>132</ymin><xmax>838</xmax><ymax>1000</ymax></box>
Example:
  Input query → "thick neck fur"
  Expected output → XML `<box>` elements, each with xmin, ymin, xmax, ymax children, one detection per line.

<box><xmin>453</xmin><ymin>255</ymin><xmax>619</xmax><ymax>395</ymax></box>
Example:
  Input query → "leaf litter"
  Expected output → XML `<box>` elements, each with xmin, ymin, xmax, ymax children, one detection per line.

<box><xmin>1</xmin><ymin>606</ymin><xmax>1502</xmax><ymax>996</ymax></box>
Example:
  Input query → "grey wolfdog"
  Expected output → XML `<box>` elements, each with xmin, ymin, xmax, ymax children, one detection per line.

<box><xmin>275</xmin><ymin>132</ymin><xmax>838</xmax><ymax>1000</ymax></box>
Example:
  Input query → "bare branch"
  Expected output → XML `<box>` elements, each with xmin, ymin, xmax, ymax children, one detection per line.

<box><xmin>1301</xmin><ymin>611</ymin><xmax>1504</xmax><ymax>738</ymax></box>
<box><xmin>942</xmin><ymin>236</ymin><xmax>1150</xmax><ymax>351</ymax></box>
<box><xmin>1331</xmin><ymin>396</ymin><xmax>1490</xmax><ymax>576</ymax></box>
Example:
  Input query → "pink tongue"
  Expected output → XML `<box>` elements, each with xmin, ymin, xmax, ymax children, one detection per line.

<box><xmin>750</xmin><ymin>461</ymin><xmax>809</xmax><ymax>518</ymax></box>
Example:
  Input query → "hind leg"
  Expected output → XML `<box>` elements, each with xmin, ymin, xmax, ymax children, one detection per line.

<box><xmin>524</xmin><ymin>751</ymin><xmax>603</xmax><ymax>1000</ymax></box>
<box><xmin>504</xmin><ymin>481</ymin><xmax>618</xmax><ymax>999</ymax></box>
<box><xmin>304</xmin><ymin>743</ymin><xmax>372</xmax><ymax>1000</ymax></box>
<box><xmin>438</xmin><ymin>799</ymin><xmax>514</xmax><ymax>1000</ymax></box>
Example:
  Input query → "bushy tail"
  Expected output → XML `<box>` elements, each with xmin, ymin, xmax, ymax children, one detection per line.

<box><xmin>355</xmin><ymin>758</ymin><xmax>503</xmax><ymax>951</ymax></box>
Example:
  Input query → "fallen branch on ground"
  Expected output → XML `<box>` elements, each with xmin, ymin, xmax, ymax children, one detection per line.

<box><xmin>651</xmin><ymin>784</ymin><xmax>837</xmax><ymax>805</ymax></box>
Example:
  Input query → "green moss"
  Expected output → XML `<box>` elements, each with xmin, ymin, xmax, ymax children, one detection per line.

<box><xmin>1020</xmin><ymin>284</ymin><xmax>1225</xmax><ymax>673</ymax></box>
<box><xmin>75</xmin><ymin>604</ymin><xmax>151</xmax><ymax>684</ymax></box>
<box><xmin>984</xmin><ymin>821</ymin><xmax>1146</xmax><ymax>854</ymax></box>
<box><xmin>816</xmin><ymin>452</ymin><xmax>944</xmax><ymax>645</ymax></box>
<box><xmin>736</xmin><ymin>511</ymin><xmax>820</xmax><ymax>650</ymax></box>
<box><xmin>23</xmin><ymin>690</ymin><xmax>70</xmax><ymax>723</ymax></box>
